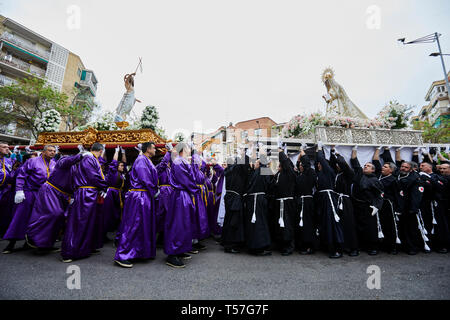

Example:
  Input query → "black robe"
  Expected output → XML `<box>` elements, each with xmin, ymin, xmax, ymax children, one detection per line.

<box><xmin>351</xmin><ymin>157</ymin><xmax>384</xmax><ymax>250</ymax></box>
<box><xmin>222</xmin><ymin>156</ymin><xmax>251</xmax><ymax>248</ymax></box>
<box><xmin>397</xmin><ymin>171</ymin><xmax>425</xmax><ymax>252</ymax></box>
<box><xmin>294</xmin><ymin>154</ymin><xmax>318</xmax><ymax>249</ymax></box>
<box><xmin>419</xmin><ymin>172</ymin><xmax>450</xmax><ymax>250</ymax></box>
<box><xmin>330</xmin><ymin>153</ymin><xmax>358</xmax><ymax>251</ymax></box>
<box><xmin>270</xmin><ymin>151</ymin><xmax>297</xmax><ymax>251</ymax></box>
<box><xmin>315</xmin><ymin>150</ymin><xmax>344</xmax><ymax>251</ymax></box>
<box><xmin>244</xmin><ymin>166</ymin><xmax>272</xmax><ymax>250</ymax></box>
<box><xmin>373</xmin><ymin>159</ymin><xmax>402</xmax><ymax>251</ymax></box>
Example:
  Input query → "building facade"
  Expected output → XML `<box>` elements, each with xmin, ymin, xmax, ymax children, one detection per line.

<box><xmin>0</xmin><ymin>15</ymin><xmax>97</xmax><ymax>144</ymax></box>
<box><xmin>412</xmin><ymin>72</ymin><xmax>450</xmax><ymax>128</ymax></box>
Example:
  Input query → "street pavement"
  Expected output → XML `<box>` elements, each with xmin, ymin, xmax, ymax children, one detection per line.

<box><xmin>0</xmin><ymin>237</ymin><xmax>449</xmax><ymax>300</ymax></box>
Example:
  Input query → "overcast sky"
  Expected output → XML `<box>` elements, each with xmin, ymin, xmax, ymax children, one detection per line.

<box><xmin>1</xmin><ymin>0</ymin><xmax>450</xmax><ymax>139</ymax></box>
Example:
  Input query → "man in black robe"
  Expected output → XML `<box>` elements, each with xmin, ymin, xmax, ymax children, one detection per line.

<box><xmin>374</xmin><ymin>147</ymin><xmax>402</xmax><ymax>254</ymax></box>
<box><xmin>294</xmin><ymin>145</ymin><xmax>318</xmax><ymax>254</ymax></box>
<box><xmin>270</xmin><ymin>148</ymin><xmax>297</xmax><ymax>256</ymax></box>
<box><xmin>350</xmin><ymin>147</ymin><xmax>384</xmax><ymax>255</ymax></box>
<box><xmin>244</xmin><ymin>155</ymin><xmax>273</xmax><ymax>256</ymax></box>
<box><xmin>314</xmin><ymin>142</ymin><xmax>344</xmax><ymax>258</ymax></box>
<box><xmin>329</xmin><ymin>147</ymin><xmax>359</xmax><ymax>257</ymax></box>
<box><xmin>396</xmin><ymin>158</ymin><xmax>425</xmax><ymax>255</ymax></box>
<box><xmin>418</xmin><ymin>160</ymin><xmax>450</xmax><ymax>253</ymax></box>
<box><xmin>222</xmin><ymin>151</ymin><xmax>251</xmax><ymax>253</ymax></box>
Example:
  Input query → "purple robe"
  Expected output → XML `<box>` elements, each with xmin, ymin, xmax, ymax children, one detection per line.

<box><xmin>164</xmin><ymin>156</ymin><xmax>198</xmax><ymax>255</ymax></box>
<box><xmin>61</xmin><ymin>154</ymin><xmax>108</xmax><ymax>260</ymax></box>
<box><xmin>26</xmin><ymin>154</ymin><xmax>82</xmax><ymax>248</ymax></box>
<box><xmin>4</xmin><ymin>155</ymin><xmax>56</xmax><ymax>240</ymax></box>
<box><xmin>0</xmin><ymin>157</ymin><xmax>17</xmax><ymax>238</ymax></box>
<box><xmin>191</xmin><ymin>156</ymin><xmax>210</xmax><ymax>240</ymax></box>
<box><xmin>102</xmin><ymin>160</ymin><xmax>126</xmax><ymax>234</ymax></box>
<box><xmin>156</xmin><ymin>152</ymin><xmax>172</xmax><ymax>233</ymax></box>
<box><xmin>114</xmin><ymin>154</ymin><xmax>158</xmax><ymax>261</ymax></box>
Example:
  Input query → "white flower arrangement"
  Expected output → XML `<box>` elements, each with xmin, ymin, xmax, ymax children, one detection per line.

<box><xmin>74</xmin><ymin>111</ymin><xmax>118</xmax><ymax>131</ymax></box>
<box><xmin>35</xmin><ymin>109</ymin><xmax>61</xmax><ymax>133</ymax></box>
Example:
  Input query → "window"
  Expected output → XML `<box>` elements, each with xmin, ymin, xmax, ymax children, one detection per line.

<box><xmin>241</xmin><ymin>130</ymin><xmax>248</xmax><ymax>139</ymax></box>
<box><xmin>77</xmin><ymin>68</ymin><xmax>82</xmax><ymax>78</ymax></box>
<box><xmin>254</xmin><ymin>128</ymin><xmax>262</xmax><ymax>136</ymax></box>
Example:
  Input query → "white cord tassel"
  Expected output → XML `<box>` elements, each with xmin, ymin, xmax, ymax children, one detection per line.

<box><xmin>279</xmin><ymin>200</ymin><xmax>285</xmax><ymax>228</ymax></box>
<box><xmin>299</xmin><ymin>197</ymin><xmax>304</xmax><ymax>227</ymax></box>
<box><xmin>251</xmin><ymin>194</ymin><xmax>257</xmax><ymax>224</ymax></box>
<box><xmin>326</xmin><ymin>191</ymin><xmax>340</xmax><ymax>223</ymax></box>
<box><xmin>431</xmin><ymin>201</ymin><xmax>438</xmax><ymax>235</ymax></box>
<box><xmin>376</xmin><ymin>211</ymin><xmax>384</xmax><ymax>239</ymax></box>
<box><xmin>416</xmin><ymin>212</ymin><xmax>430</xmax><ymax>249</ymax></box>
<box><xmin>389</xmin><ymin>201</ymin><xmax>401</xmax><ymax>244</ymax></box>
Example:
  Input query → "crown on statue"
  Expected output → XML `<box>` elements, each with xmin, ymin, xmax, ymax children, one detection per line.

<box><xmin>321</xmin><ymin>67</ymin><xmax>335</xmax><ymax>83</ymax></box>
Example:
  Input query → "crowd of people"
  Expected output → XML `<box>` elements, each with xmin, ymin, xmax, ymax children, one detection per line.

<box><xmin>0</xmin><ymin>140</ymin><xmax>449</xmax><ymax>269</ymax></box>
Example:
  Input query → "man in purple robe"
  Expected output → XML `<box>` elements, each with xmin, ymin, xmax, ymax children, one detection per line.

<box><xmin>0</xmin><ymin>142</ymin><xmax>15</xmax><ymax>238</ymax></box>
<box><xmin>155</xmin><ymin>143</ymin><xmax>175</xmax><ymax>248</ymax></box>
<box><xmin>102</xmin><ymin>146</ymin><xmax>127</xmax><ymax>242</ymax></box>
<box><xmin>114</xmin><ymin>142</ymin><xmax>159</xmax><ymax>268</ymax></box>
<box><xmin>3</xmin><ymin>145</ymin><xmax>56</xmax><ymax>254</ymax></box>
<box><xmin>61</xmin><ymin>143</ymin><xmax>108</xmax><ymax>262</ymax></box>
<box><xmin>164</xmin><ymin>142</ymin><xmax>198</xmax><ymax>268</ymax></box>
<box><xmin>25</xmin><ymin>150</ymin><xmax>84</xmax><ymax>251</ymax></box>
<box><xmin>190</xmin><ymin>154</ymin><xmax>210</xmax><ymax>252</ymax></box>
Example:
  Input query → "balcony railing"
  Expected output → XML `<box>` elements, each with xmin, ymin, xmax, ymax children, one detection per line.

<box><xmin>0</xmin><ymin>32</ymin><xmax>50</xmax><ymax>60</ymax></box>
<box><xmin>0</xmin><ymin>74</ymin><xmax>17</xmax><ymax>86</ymax></box>
<box><xmin>0</xmin><ymin>52</ymin><xmax>46</xmax><ymax>78</ymax></box>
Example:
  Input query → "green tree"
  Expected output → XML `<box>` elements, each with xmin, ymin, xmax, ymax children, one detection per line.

<box><xmin>0</xmin><ymin>77</ymin><xmax>80</xmax><ymax>138</ymax></box>
<box><xmin>413</xmin><ymin>119</ymin><xmax>450</xmax><ymax>143</ymax></box>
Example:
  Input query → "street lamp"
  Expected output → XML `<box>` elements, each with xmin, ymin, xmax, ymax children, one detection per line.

<box><xmin>430</xmin><ymin>53</ymin><xmax>450</xmax><ymax>57</ymax></box>
<box><xmin>398</xmin><ymin>32</ymin><xmax>450</xmax><ymax>99</ymax></box>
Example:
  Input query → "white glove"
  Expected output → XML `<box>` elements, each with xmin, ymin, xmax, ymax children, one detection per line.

<box><xmin>396</xmin><ymin>146</ymin><xmax>404</xmax><ymax>152</ymax></box>
<box><xmin>77</xmin><ymin>145</ymin><xmax>85</xmax><ymax>153</ymax></box>
<box><xmin>135</xmin><ymin>143</ymin><xmax>142</xmax><ymax>152</ymax></box>
<box><xmin>55</xmin><ymin>145</ymin><xmax>60</xmax><ymax>153</ymax></box>
<box><xmin>99</xmin><ymin>191</ymin><xmax>107</xmax><ymax>199</ymax></box>
<box><xmin>277</xmin><ymin>137</ymin><xmax>283</xmax><ymax>148</ymax></box>
<box><xmin>25</xmin><ymin>146</ymin><xmax>32</xmax><ymax>153</ymax></box>
<box><xmin>115</xmin><ymin>146</ymin><xmax>120</xmax><ymax>153</ymax></box>
<box><xmin>165</xmin><ymin>142</ymin><xmax>173</xmax><ymax>151</ymax></box>
<box><xmin>301</xmin><ymin>143</ymin><xmax>308</xmax><ymax>151</ymax></box>
<box><xmin>69</xmin><ymin>198</ymin><xmax>74</xmax><ymax>205</ymax></box>
<box><xmin>421</xmin><ymin>147</ymin><xmax>428</xmax><ymax>155</ymax></box>
<box><xmin>14</xmin><ymin>190</ymin><xmax>25</xmax><ymax>204</ymax></box>
<box><xmin>13</xmin><ymin>145</ymin><xmax>19</xmax><ymax>154</ymax></box>
<box><xmin>370</xmin><ymin>205</ymin><xmax>379</xmax><ymax>216</ymax></box>
<box><xmin>352</xmin><ymin>145</ymin><xmax>358</xmax><ymax>151</ymax></box>
<box><xmin>413</xmin><ymin>147</ymin><xmax>420</xmax><ymax>153</ymax></box>
<box><xmin>317</xmin><ymin>141</ymin><xmax>324</xmax><ymax>150</ymax></box>
<box><xmin>120</xmin><ymin>146</ymin><xmax>125</xmax><ymax>153</ymax></box>
<box><xmin>377</xmin><ymin>146</ymin><xmax>383</xmax><ymax>150</ymax></box>
<box><xmin>83</xmin><ymin>151</ymin><xmax>93</xmax><ymax>157</ymax></box>
<box><xmin>154</xmin><ymin>189</ymin><xmax>160</xmax><ymax>199</ymax></box>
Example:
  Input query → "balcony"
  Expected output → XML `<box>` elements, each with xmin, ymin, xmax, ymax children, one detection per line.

<box><xmin>0</xmin><ymin>32</ymin><xmax>50</xmax><ymax>61</ymax></box>
<box><xmin>0</xmin><ymin>74</ymin><xmax>17</xmax><ymax>86</ymax></box>
<box><xmin>0</xmin><ymin>51</ymin><xmax>46</xmax><ymax>78</ymax></box>
<box><xmin>78</xmin><ymin>70</ymin><xmax>98</xmax><ymax>96</ymax></box>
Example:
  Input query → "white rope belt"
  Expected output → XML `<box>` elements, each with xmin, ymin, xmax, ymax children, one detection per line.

<box><xmin>276</xmin><ymin>197</ymin><xmax>294</xmax><ymax>228</ymax></box>
<box><xmin>299</xmin><ymin>195</ymin><xmax>313</xmax><ymax>227</ymax></box>
<box><xmin>246</xmin><ymin>192</ymin><xmax>265</xmax><ymax>224</ymax></box>
<box><xmin>318</xmin><ymin>189</ymin><xmax>340</xmax><ymax>223</ymax></box>
<box><xmin>226</xmin><ymin>190</ymin><xmax>241</xmax><ymax>197</ymax></box>
<box><xmin>386</xmin><ymin>199</ymin><xmax>401</xmax><ymax>244</ymax></box>
<box><xmin>416</xmin><ymin>210</ymin><xmax>431</xmax><ymax>251</ymax></box>
<box><xmin>337</xmin><ymin>193</ymin><xmax>350</xmax><ymax>211</ymax></box>
<box><xmin>431</xmin><ymin>201</ymin><xmax>438</xmax><ymax>235</ymax></box>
